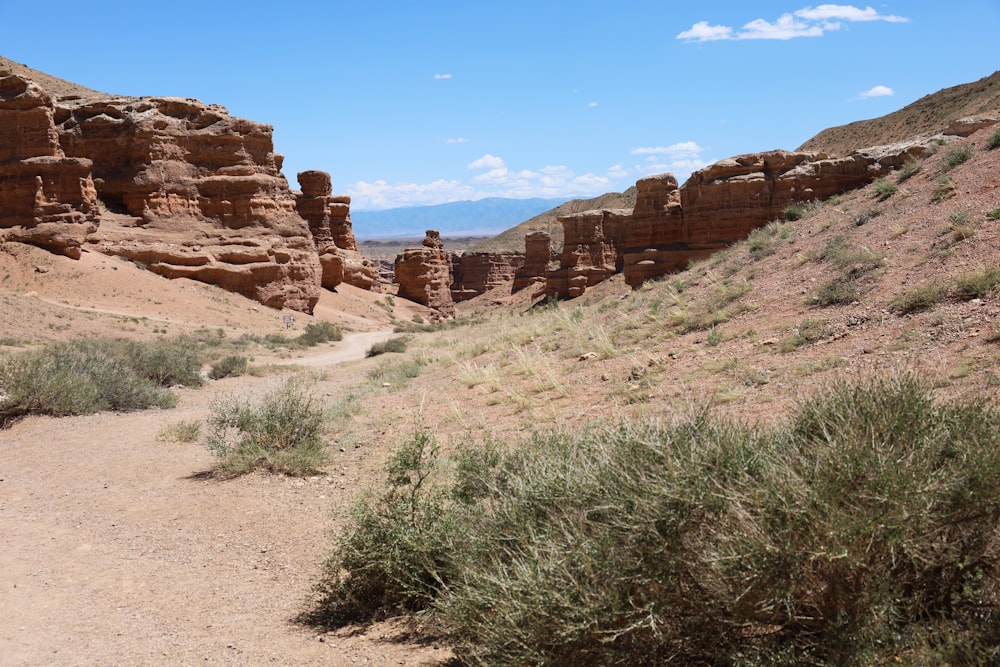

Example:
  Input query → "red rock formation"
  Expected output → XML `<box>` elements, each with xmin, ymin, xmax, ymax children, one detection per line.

<box><xmin>294</xmin><ymin>170</ymin><xmax>379</xmax><ymax>292</ymax></box>
<box><xmin>394</xmin><ymin>230</ymin><xmax>455</xmax><ymax>317</ymax></box>
<box><xmin>0</xmin><ymin>71</ymin><xmax>98</xmax><ymax>258</ymax></box>
<box><xmin>450</xmin><ymin>251</ymin><xmax>525</xmax><ymax>302</ymax></box>
<box><xmin>512</xmin><ymin>231</ymin><xmax>555</xmax><ymax>294</ymax></box>
<box><xmin>540</xmin><ymin>144</ymin><xmax>935</xmax><ymax>297</ymax></box>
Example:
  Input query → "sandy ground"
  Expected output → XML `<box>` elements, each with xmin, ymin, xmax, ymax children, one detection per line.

<box><xmin>0</xmin><ymin>331</ymin><xmax>450</xmax><ymax>667</ymax></box>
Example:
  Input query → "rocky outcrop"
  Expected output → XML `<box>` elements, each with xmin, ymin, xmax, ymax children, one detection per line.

<box><xmin>540</xmin><ymin>144</ymin><xmax>935</xmax><ymax>298</ymax></box>
<box><xmin>0</xmin><ymin>63</ymin><xmax>335</xmax><ymax>312</ymax></box>
<box><xmin>512</xmin><ymin>231</ymin><xmax>555</xmax><ymax>294</ymax></box>
<box><xmin>450</xmin><ymin>251</ymin><xmax>525</xmax><ymax>302</ymax></box>
<box><xmin>0</xmin><ymin>72</ymin><xmax>98</xmax><ymax>258</ymax></box>
<box><xmin>394</xmin><ymin>230</ymin><xmax>455</xmax><ymax>317</ymax></box>
<box><xmin>295</xmin><ymin>170</ymin><xmax>379</xmax><ymax>292</ymax></box>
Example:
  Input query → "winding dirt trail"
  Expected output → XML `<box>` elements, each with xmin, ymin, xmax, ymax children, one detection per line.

<box><xmin>0</xmin><ymin>333</ymin><xmax>447</xmax><ymax>667</ymax></box>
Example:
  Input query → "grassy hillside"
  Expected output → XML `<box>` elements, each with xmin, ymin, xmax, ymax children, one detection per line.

<box><xmin>799</xmin><ymin>69</ymin><xmax>1000</xmax><ymax>156</ymax></box>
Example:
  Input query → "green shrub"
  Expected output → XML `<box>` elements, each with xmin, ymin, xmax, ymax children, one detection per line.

<box><xmin>947</xmin><ymin>212</ymin><xmax>976</xmax><ymax>242</ymax></box>
<box><xmin>204</xmin><ymin>377</ymin><xmax>328</xmax><ymax>477</ymax></box>
<box><xmin>872</xmin><ymin>177</ymin><xmax>897</xmax><ymax>200</ymax></box>
<box><xmin>366</xmin><ymin>357</ymin><xmax>425</xmax><ymax>388</ymax></box>
<box><xmin>814</xmin><ymin>277</ymin><xmax>861</xmax><ymax>306</ymax></box>
<box><xmin>988</xmin><ymin>127</ymin><xmax>1000</xmax><ymax>150</ymax></box>
<box><xmin>953</xmin><ymin>267</ymin><xmax>999</xmax><ymax>301</ymax></box>
<box><xmin>0</xmin><ymin>340</ymin><xmax>180</xmax><ymax>425</ymax></box>
<box><xmin>309</xmin><ymin>376</ymin><xmax>1000</xmax><ymax>665</ymax></box>
<box><xmin>119</xmin><ymin>337</ymin><xmax>204</xmax><ymax>387</ymax></box>
<box><xmin>296</xmin><ymin>321</ymin><xmax>343</xmax><ymax>347</ymax></box>
<box><xmin>987</xmin><ymin>207</ymin><xmax>1000</xmax><ymax>221</ymax></box>
<box><xmin>777</xmin><ymin>318</ymin><xmax>831</xmax><ymax>352</ymax></box>
<box><xmin>367</xmin><ymin>336</ymin><xmax>410</xmax><ymax>357</ymax></box>
<box><xmin>852</xmin><ymin>208</ymin><xmax>882</xmax><ymax>226</ymax></box>
<box><xmin>209</xmin><ymin>355</ymin><xmax>249</xmax><ymax>379</ymax></box>
<box><xmin>891</xmin><ymin>283</ymin><xmax>941</xmax><ymax>314</ymax></box>
<box><xmin>782</xmin><ymin>203</ymin><xmax>806</xmax><ymax>221</ymax></box>
<box><xmin>943</xmin><ymin>144</ymin><xmax>974</xmax><ymax>169</ymax></box>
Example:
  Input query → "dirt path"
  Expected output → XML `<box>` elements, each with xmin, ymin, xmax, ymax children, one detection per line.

<box><xmin>0</xmin><ymin>334</ymin><xmax>447</xmax><ymax>667</ymax></box>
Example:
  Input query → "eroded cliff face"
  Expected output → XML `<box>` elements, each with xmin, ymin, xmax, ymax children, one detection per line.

<box><xmin>394</xmin><ymin>230</ymin><xmax>455</xmax><ymax>317</ymax></box>
<box><xmin>295</xmin><ymin>170</ymin><xmax>379</xmax><ymax>293</ymax></box>
<box><xmin>540</xmin><ymin>144</ymin><xmax>936</xmax><ymax>299</ymax></box>
<box><xmin>450</xmin><ymin>251</ymin><xmax>524</xmax><ymax>302</ymax></box>
<box><xmin>0</xmin><ymin>72</ymin><xmax>98</xmax><ymax>258</ymax></box>
<box><xmin>0</xmin><ymin>65</ymin><xmax>374</xmax><ymax>313</ymax></box>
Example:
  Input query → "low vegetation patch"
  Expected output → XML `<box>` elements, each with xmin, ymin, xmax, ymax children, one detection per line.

<box><xmin>777</xmin><ymin>318</ymin><xmax>831</xmax><ymax>352</ymax></box>
<box><xmin>891</xmin><ymin>283</ymin><xmax>942</xmax><ymax>314</ymax></box>
<box><xmin>309</xmin><ymin>376</ymin><xmax>1000</xmax><ymax>666</ymax></box>
<box><xmin>367</xmin><ymin>336</ymin><xmax>410</xmax><ymax>357</ymax></box>
<box><xmin>953</xmin><ymin>266</ymin><xmax>999</xmax><ymax>301</ymax></box>
<box><xmin>942</xmin><ymin>144</ymin><xmax>974</xmax><ymax>170</ymax></box>
<box><xmin>204</xmin><ymin>377</ymin><xmax>328</xmax><ymax>477</ymax></box>
<box><xmin>157</xmin><ymin>419</ymin><xmax>202</xmax><ymax>443</ymax></box>
<box><xmin>988</xmin><ymin>127</ymin><xmax>1000</xmax><ymax>150</ymax></box>
<box><xmin>872</xmin><ymin>177</ymin><xmax>897</xmax><ymax>201</ymax></box>
<box><xmin>0</xmin><ymin>338</ymin><xmax>189</xmax><ymax>425</ymax></box>
<box><xmin>932</xmin><ymin>176</ymin><xmax>957</xmax><ymax>203</ymax></box>
<box><xmin>296</xmin><ymin>321</ymin><xmax>343</xmax><ymax>347</ymax></box>
<box><xmin>209</xmin><ymin>355</ymin><xmax>249</xmax><ymax>379</ymax></box>
<box><xmin>896</xmin><ymin>159</ymin><xmax>922</xmax><ymax>182</ymax></box>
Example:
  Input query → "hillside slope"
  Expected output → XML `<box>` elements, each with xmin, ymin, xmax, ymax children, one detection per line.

<box><xmin>799</xmin><ymin>69</ymin><xmax>1000</xmax><ymax>155</ymax></box>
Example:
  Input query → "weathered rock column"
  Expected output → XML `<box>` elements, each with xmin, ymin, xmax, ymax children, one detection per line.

<box><xmin>394</xmin><ymin>230</ymin><xmax>455</xmax><ymax>317</ymax></box>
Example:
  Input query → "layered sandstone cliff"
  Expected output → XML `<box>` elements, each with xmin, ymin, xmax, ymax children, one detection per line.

<box><xmin>512</xmin><ymin>231</ymin><xmax>555</xmax><ymax>295</ymax></box>
<box><xmin>541</xmin><ymin>144</ymin><xmax>934</xmax><ymax>299</ymax></box>
<box><xmin>295</xmin><ymin>170</ymin><xmax>379</xmax><ymax>292</ymax></box>
<box><xmin>450</xmin><ymin>251</ymin><xmax>524</xmax><ymax>302</ymax></box>
<box><xmin>394</xmin><ymin>230</ymin><xmax>455</xmax><ymax>317</ymax></box>
<box><xmin>0</xmin><ymin>72</ymin><xmax>98</xmax><ymax>258</ymax></box>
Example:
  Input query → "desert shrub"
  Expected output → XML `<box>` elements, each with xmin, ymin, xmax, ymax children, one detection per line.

<box><xmin>0</xmin><ymin>340</ymin><xmax>179</xmax><ymax>425</ymax></box>
<box><xmin>947</xmin><ymin>212</ymin><xmax>976</xmax><ymax>242</ymax></box>
<box><xmin>813</xmin><ymin>235</ymin><xmax>883</xmax><ymax>274</ymax></box>
<box><xmin>932</xmin><ymin>176</ymin><xmax>958</xmax><ymax>203</ymax></box>
<box><xmin>157</xmin><ymin>419</ymin><xmax>202</xmax><ymax>442</ymax></box>
<box><xmin>777</xmin><ymin>318</ymin><xmax>831</xmax><ymax>352</ymax></box>
<box><xmin>782</xmin><ymin>203</ymin><xmax>806</xmax><ymax>221</ymax></box>
<box><xmin>891</xmin><ymin>283</ymin><xmax>942</xmax><ymax>314</ymax></box>
<box><xmin>209</xmin><ymin>355</ymin><xmax>249</xmax><ymax>379</ymax></box>
<box><xmin>943</xmin><ymin>144</ymin><xmax>974</xmax><ymax>170</ymax></box>
<box><xmin>872</xmin><ymin>177</ymin><xmax>897</xmax><ymax>201</ymax></box>
<box><xmin>814</xmin><ymin>277</ymin><xmax>861</xmax><ymax>306</ymax></box>
<box><xmin>204</xmin><ymin>377</ymin><xmax>328</xmax><ymax>477</ymax></box>
<box><xmin>118</xmin><ymin>337</ymin><xmax>204</xmax><ymax>387</ymax></box>
<box><xmin>896</xmin><ymin>159</ymin><xmax>922</xmax><ymax>182</ymax></box>
<box><xmin>988</xmin><ymin>127</ymin><xmax>1000</xmax><ymax>150</ymax></box>
<box><xmin>366</xmin><ymin>355</ymin><xmax>425</xmax><ymax>388</ymax></box>
<box><xmin>367</xmin><ymin>336</ymin><xmax>410</xmax><ymax>357</ymax></box>
<box><xmin>987</xmin><ymin>208</ymin><xmax>1000</xmax><ymax>221</ymax></box>
<box><xmin>953</xmin><ymin>267</ymin><xmax>999</xmax><ymax>301</ymax></box>
<box><xmin>296</xmin><ymin>321</ymin><xmax>343</xmax><ymax>347</ymax></box>
<box><xmin>310</xmin><ymin>376</ymin><xmax>1000</xmax><ymax>666</ymax></box>
<box><xmin>852</xmin><ymin>208</ymin><xmax>882</xmax><ymax>226</ymax></box>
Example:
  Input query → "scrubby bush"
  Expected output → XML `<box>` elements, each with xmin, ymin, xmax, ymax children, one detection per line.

<box><xmin>367</xmin><ymin>336</ymin><xmax>410</xmax><ymax>357</ymax></box>
<box><xmin>0</xmin><ymin>339</ymin><xmax>184</xmax><ymax>425</ymax></box>
<box><xmin>209</xmin><ymin>355</ymin><xmax>249</xmax><ymax>379</ymax></box>
<box><xmin>891</xmin><ymin>283</ymin><xmax>942</xmax><ymax>314</ymax></box>
<box><xmin>896</xmin><ymin>159</ymin><xmax>922</xmax><ymax>182</ymax></box>
<box><xmin>309</xmin><ymin>376</ymin><xmax>1000</xmax><ymax>665</ymax></box>
<box><xmin>872</xmin><ymin>177</ymin><xmax>897</xmax><ymax>200</ymax></box>
<box><xmin>988</xmin><ymin>128</ymin><xmax>1000</xmax><ymax>150</ymax></box>
<box><xmin>943</xmin><ymin>144</ymin><xmax>974</xmax><ymax>169</ymax></box>
<box><xmin>204</xmin><ymin>377</ymin><xmax>328</xmax><ymax>477</ymax></box>
<box><xmin>296</xmin><ymin>321</ymin><xmax>343</xmax><ymax>347</ymax></box>
<box><xmin>953</xmin><ymin>266</ymin><xmax>999</xmax><ymax>301</ymax></box>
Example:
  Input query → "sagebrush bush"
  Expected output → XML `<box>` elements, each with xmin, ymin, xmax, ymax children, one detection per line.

<box><xmin>204</xmin><ymin>377</ymin><xmax>328</xmax><ymax>477</ymax></box>
<box><xmin>891</xmin><ymin>283</ymin><xmax>941</xmax><ymax>314</ymax></box>
<box><xmin>989</xmin><ymin>128</ymin><xmax>1000</xmax><ymax>150</ymax></box>
<box><xmin>309</xmin><ymin>376</ymin><xmax>1000</xmax><ymax>666</ymax></box>
<box><xmin>943</xmin><ymin>144</ymin><xmax>974</xmax><ymax>170</ymax></box>
<box><xmin>367</xmin><ymin>336</ymin><xmax>410</xmax><ymax>357</ymax></box>
<box><xmin>296</xmin><ymin>321</ymin><xmax>343</xmax><ymax>347</ymax></box>
<box><xmin>209</xmin><ymin>355</ymin><xmax>249</xmax><ymax>379</ymax></box>
<box><xmin>953</xmin><ymin>266</ymin><xmax>999</xmax><ymax>301</ymax></box>
<box><xmin>0</xmin><ymin>339</ymin><xmax>181</xmax><ymax>425</ymax></box>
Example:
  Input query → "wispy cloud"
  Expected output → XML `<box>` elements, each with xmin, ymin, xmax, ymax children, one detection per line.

<box><xmin>442</xmin><ymin>137</ymin><xmax>469</xmax><ymax>144</ymax></box>
<box><xmin>631</xmin><ymin>142</ymin><xmax>711</xmax><ymax>181</ymax></box>
<box><xmin>677</xmin><ymin>5</ymin><xmax>909</xmax><ymax>42</ymax></box>
<box><xmin>434</xmin><ymin>73</ymin><xmax>453</xmax><ymax>79</ymax></box>
<box><xmin>588</xmin><ymin>101</ymin><xmax>599</xmax><ymax>108</ymax></box>
<box><xmin>857</xmin><ymin>84</ymin><xmax>895</xmax><ymax>99</ymax></box>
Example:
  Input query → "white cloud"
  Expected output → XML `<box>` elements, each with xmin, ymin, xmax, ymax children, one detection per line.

<box><xmin>443</xmin><ymin>137</ymin><xmax>469</xmax><ymax>144</ymax></box>
<box><xmin>676</xmin><ymin>21</ymin><xmax>733</xmax><ymax>42</ymax></box>
<box><xmin>588</xmin><ymin>101</ymin><xmax>599</xmax><ymax>108</ymax></box>
<box><xmin>677</xmin><ymin>5</ymin><xmax>908</xmax><ymax>42</ymax></box>
<box><xmin>468</xmin><ymin>154</ymin><xmax>506</xmax><ymax>170</ymax></box>
<box><xmin>434</xmin><ymin>73</ymin><xmax>452</xmax><ymax>79</ymax></box>
<box><xmin>632</xmin><ymin>141</ymin><xmax>706</xmax><ymax>158</ymax></box>
<box><xmin>348</xmin><ymin>179</ymin><xmax>475</xmax><ymax>210</ymax></box>
<box><xmin>795</xmin><ymin>4</ymin><xmax>908</xmax><ymax>23</ymax></box>
<box><xmin>607</xmin><ymin>163</ymin><xmax>629</xmax><ymax>179</ymax></box>
<box><xmin>858</xmin><ymin>84</ymin><xmax>895</xmax><ymax>98</ymax></box>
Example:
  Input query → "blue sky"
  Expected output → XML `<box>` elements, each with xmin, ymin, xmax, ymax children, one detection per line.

<box><xmin>2</xmin><ymin>2</ymin><xmax>997</xmax><ymax>211</ymax></box>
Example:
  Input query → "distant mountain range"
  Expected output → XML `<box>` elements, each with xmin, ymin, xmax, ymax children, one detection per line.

<box><xmin>350</xmin><ymin>197</ymin><xmax>567</xmax><ymax>238</ymax></box>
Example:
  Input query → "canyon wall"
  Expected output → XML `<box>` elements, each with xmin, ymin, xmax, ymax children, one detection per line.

<box><xmin>450</xmin><ymin>251</ymin><xmax>524</xmax><ymax>302</ymax></box>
